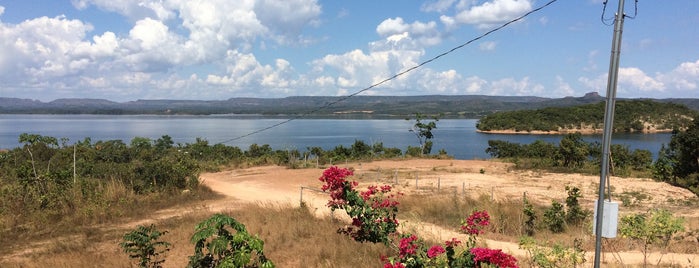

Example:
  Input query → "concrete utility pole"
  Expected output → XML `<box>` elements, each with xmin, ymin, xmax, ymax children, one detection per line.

<box><xmin>594</xmin><ymin>0</ymin><xmax>626</xmax><ymax>267</ymax></box>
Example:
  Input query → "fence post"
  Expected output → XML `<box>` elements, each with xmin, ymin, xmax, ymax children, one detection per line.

<box><xmin>462</xmin><ymin>181</ymin><xmax>465</xmax><ymax>197</ymax></box>
<box><xmin>415</xmin><ymin>173</ymin><xmax>419</xmax><ymax>189</ymax></box>
<box><xmin>394</xmin><ymin>170</ymin><xmax>398</xmax><ymax>185</ymax></box>
<box><xmin>438</xmin><ymin>177</ymin><xmax>441</xmax><ymax>192</ymax></box>
<box><xmin>300</xmin><ymin>186</ymin><xmax>305</xmax><ymax>206</ymax></box>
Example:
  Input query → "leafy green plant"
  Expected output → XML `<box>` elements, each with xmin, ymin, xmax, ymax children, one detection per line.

<box><xmin>519</xmin><ymin>236</ymin><xmax>585</xmax><ymax>268</ymax></box>
<box><xmin>543</xmin><ymin>200</ymin><xmax>566</xmax><ymax>233</ymax></box>
<box><xmin>619</xmin><ymin>209</ymin><xmax>685</xmax><ymax>267</ymax></box>
<box><xmin>119</xmin><ymin>224</ymin><xmax>171</xmax><ymax>268</ymax></box>
<box><xmin>187</xmin><ymin>213</ymin><xmax>274</xmax><ymax>268</ymax></box>
<box><xmin>564</xmin><ymin>186</ymin><xmax>589</xmax><ymax>225</ymax></box>
<box><xmin>523</xmin><ymin>196</ymin><xmax>537</xmax><ymax>236</ymax></box>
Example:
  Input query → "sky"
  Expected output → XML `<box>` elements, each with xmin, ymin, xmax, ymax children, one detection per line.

<box><xmin>0</xmin><ymin>0</ymin><xmax>697</xmax><ymax>102</ymax></box>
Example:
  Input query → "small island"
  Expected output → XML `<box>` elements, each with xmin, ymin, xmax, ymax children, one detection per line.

<box><xmin>476</xmin><ymin>99</ymin><xmax>698</xmax><ymax>134</ymax></box>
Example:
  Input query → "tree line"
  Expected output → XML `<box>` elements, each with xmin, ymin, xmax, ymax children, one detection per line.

<box><xmin>486</xmin><ymin>119</ymin><xmax>699</xmax><ymax>196</ymax></box>
<box><xmin>477</xmin><ymin>100</ymin><xmax>698</xmax><ymax>133</ymax></box>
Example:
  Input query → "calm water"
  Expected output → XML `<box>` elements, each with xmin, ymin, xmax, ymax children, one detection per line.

<box><xmin>0</xmin><ymin>114</ymin><xmax>673</xmax><ymax>159</ymax></box>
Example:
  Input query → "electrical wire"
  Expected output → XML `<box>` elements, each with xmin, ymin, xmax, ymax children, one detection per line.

<box><xmin>625</xmin><ymin>0</ymin><xmax>639</xmax><ymax>19</ymax></box>
<box><xmin>602</xmin><ymin>0</ymin><xmax>639</xmax><ymax>25</ymax></box>
<box><xmin>215</xmin><ymin>0</ymin><xmax>560</xmax><ymax>145</ymax></box>
<box><xmin>601</xmin><ymin>0</ymin><xmax>615</xmax><ymax>26</ymax></box>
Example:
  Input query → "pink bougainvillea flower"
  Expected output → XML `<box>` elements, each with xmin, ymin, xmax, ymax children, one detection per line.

<box><xmin>427</xmin><ymin>245</ymin><xmax>446</xmax><ymax>258</ymax></box>
<box><xmin>319</xmin><ymin>166</ymin><xmax>355</xmax><ymax>207</ymax></box>
<box><xmin>398</xmin><ymin>235</ymin><xmax>419</xmax><ymax>258</ymax></box>
<box><xmin>445</xmin><ymin>238</ymin><xmax>461</xmax><ymax>248</ymax></box>
<box><xmin>470</xmin><ymin>247</ymin><xmax>518</xmax><ymax>268</ymax></box>
<box><xmin>461</xmin><ymin>210</ymin><xmax>490</xmax><ymax>235</ymax></box>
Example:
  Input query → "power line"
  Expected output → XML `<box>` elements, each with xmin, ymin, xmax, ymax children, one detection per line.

<box><xmin>216</xmin><ymin>0</ymin><xmax>560</xmax><ymax>145</ymax></box>
<box><xmin>602</xmin><ymin>0</ymin><xmax>638</xmax><ymax>25</ymax></box>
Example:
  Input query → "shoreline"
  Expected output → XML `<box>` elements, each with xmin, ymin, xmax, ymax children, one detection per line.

<box><xmin>476</xmin><ymin>128</ymin><xmax>675</xmax><ymax>135</ymax></box>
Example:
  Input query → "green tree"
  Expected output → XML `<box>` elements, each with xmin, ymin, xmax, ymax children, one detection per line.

<box><xmin>154</xmin><ymin>135</ymin><xmax>174</xmax><ymax>151</ymax></box>
<box><xmin>619</xmin><ymin>209</ymin><xmax>685</xmax><ymax>267</ymax></box>
<box><xmin>564</xmin><ymin>186</ymin><xmax>588</xmax><ymax>226</ymax></box>
<box><xmin>120</xmin><ymin>224</ymin><xmax>171</xmax><ymax>268</ymax></box>
<box><xmin>350</xmin><ymin>140</ymin><xmax>372</xmax><ymax>159</ymax></box>
<box><xmin>654</xmin><ymin>120</ymin><xmax>699</xmax><ymax>195</ymax></box>
<box><xmin>556</xmin><ymin>133</ymin><xmax>588</xmax><ymax>168</ymax></box>
<box><xmin>407</xmin><ymin>113</ymin><xmax>439</xmax><ymax>156</ymax></box>
<box><xmin>668</xmin><ymin>120</ymin><xmax>699</xmax><ymax>193</ymax></box>
<box><xmin>543</xmin><ymin>201</ymin><xmax>566</xmax><ymax>233</ymax></box>
<box><xmin>485</xmin><ymin>140</ymin><xmax>523</xmax><ymax>158</ymax></box>
<box><xmin>652</xmin><ymin>144</ymin><xmax>675</xmax><ymax>181</ymax></box>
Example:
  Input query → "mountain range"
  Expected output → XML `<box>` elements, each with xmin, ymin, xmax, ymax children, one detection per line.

<box><xmin>2</xmin><ymin>92</ymin><xmax>698</xmax><ymax>118</ymax></box>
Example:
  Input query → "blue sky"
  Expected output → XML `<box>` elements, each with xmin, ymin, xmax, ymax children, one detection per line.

<box><xmin>0</xmin><ymin>0</ymin><xmax>697</xmax><ymax>102</ymax></box>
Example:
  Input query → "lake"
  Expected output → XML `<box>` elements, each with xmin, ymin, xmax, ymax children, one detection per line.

<box><xmin>0</xmin><ymin>114</ymin><xmax>673</xmax><ymax>159</ymax></box>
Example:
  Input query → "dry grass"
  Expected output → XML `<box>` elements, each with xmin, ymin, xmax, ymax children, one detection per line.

<box><xmin>1</xmin><ymin>203</ymin><xmax>391</xmax><ymax>268</ymax></box>
<box><xmin>3</xmin><ymin>191</ymin><xmax>698</xmax><ymax>267</ymax></box>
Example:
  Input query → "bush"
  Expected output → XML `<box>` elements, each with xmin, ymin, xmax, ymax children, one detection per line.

<box><xmin>543</xmin><ymin>201</ymin><xmax>566</xmax><ymax>233</ymax></box>
<box><xmin>120</xmin><ymin>224</ymin><xmax>171</xmax><ymax>268</ymax></box>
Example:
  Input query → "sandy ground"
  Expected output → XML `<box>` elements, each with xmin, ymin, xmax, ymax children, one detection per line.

<box><xmin>199</xmin><ymin>159</ymin><xmax>699</xmax><ymax>267</ymax></box>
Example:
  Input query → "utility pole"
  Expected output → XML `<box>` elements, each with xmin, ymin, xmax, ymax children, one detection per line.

<box><xmin>594</xmin><ymin>0</ymin><xmax>626</xmax><ymax>267</ymax></box>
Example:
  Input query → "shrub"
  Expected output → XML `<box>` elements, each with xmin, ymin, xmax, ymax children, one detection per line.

<box><xmin>543</xmin><ymin>201</ymin><xmax>566</xmax><ymax>233</ymax></box>
<box><xmin>120</xmin><ymin>224</ymin><xmax>171</xmax><ymax>268</ymax></box>
<box><xmin>564</xmin><ymin>186</ymin><xmax>589</xmax><ymax>226</ymax></box>
<box><xmin>187</xmin><ymin>213</ymin><xmax>274</xmax><ymax>268</ymax></box>
<box><xmin>619</xmin><ymin>209</ymin><xmax>685</xmax><ymax>267</ymax></box>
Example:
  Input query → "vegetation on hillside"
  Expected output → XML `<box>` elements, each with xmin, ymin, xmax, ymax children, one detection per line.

<box><xmin>476</xmin><ymin>100</ymin><xmax>698</xmax><ymax>133</ymax></box>
<box><xmin>653</xmin><ymin>119</ymin><xmax>699</xmax><ymax>195</ymax></box>
<box><xmin>486</xmin><ymin>133</ymin><xmax>653</xmax><ymax>177</ymax></box>
<box><xmin>486</xmin><ymin>118</ymin><xmax>699</xmax><ymax>197</ymax></box>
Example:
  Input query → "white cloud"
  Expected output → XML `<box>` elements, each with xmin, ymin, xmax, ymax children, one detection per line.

<box><xmin>0</xmin><ymin>5</ymin><xmax>5</xmax><ymax>16</ymax></box>
<box><xmin>447</xmin><ymin>0</ymin><xmax>533</xmax><ymax>29</ymax></box>
<box><xmin>618</xmin><ymin>67</ymin><xmax>664</xmax><ymax>92</ymax></box>
<box><xmin>490</xmin><ymin>77</ymin><xmax>543</xmax><ymax>95</ymax></box>
<box><xmin>204</xmin><ymin>50</ymin><xmax>295</xmax><ymax>95</ymax></box>
<box><xmin>421</xmin><ymin>0</ymin><xmax>456</xmax><ymax>12</ymax></box>
<box><xmin>253</xmin><ymin>0</ymin><xmax>322</xmax><ymax>43</ymax></box>
<box><xmin>479</xmin><ymin>41</ymin><xmax>497</xmax><ymax>51</ymax></box>
<box><xmin>0</xmin><ymin>15</ymin><xmax>96</xmax><ymax>82</ymax></box>
<box><xmin>659</xmin><ymin>59</ymin><xmax>699</xmax><ymax>91</ymax></box>
<box><xmin>555</xmin><ymin>76</ymin><xmax>575</xmax><ymax>96</ymax></box>
<box><xmin>376</xmin><ymin>17</ymin><xmax>442</xmax><ymax>47</ymax></box>
<box><xmin>71</xmin><ymin>0</ymin><xmax>175</xmax><ymax>21</ymax></box>
<box><xmin>579</xmin><ymin>66</ymin><xmax>670</xmax><ymax>96</ymax></box>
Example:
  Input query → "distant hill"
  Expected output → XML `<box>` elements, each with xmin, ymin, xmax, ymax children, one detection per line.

<box><xmin>476</xmin><ymin>99</ymin><xmax>699</xmax><ymax>133</ymax></box>
<box><xmin>1</xmin><ymin>92</ymin><xmax>698</xmax><ymax>118</ymax></box>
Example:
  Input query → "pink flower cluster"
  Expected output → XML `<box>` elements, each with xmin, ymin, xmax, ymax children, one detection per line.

<box><xmin>360</xmin><ymin>184</ymin><xmax>401</xmax><ymax>209</ymax></box>
<box><xmin>470</xmin><ymin>247</ymin><xmax>519</xmax><ymax>268</ymax></box>
<box><xmin>445</xmin><ymin>237</ymin><xmax>461</xmax><ymax>248</ymax></box>
<box><xmin>426</xmin><ymin>245</ymin><xmax>446</xmax><ymax>258</ymax></box>
<box><xmin>319</xmin><ymin>166</ymin><xmax>356</xmax><ymax>207</ymax></box>
<box><xmin>398</xmin><ymin>235</ymin><xmax>419</xmax><ymax>258</ymax></box>
<box><xmin>461</xmin><ymin>210</ymin><xmax>490</xmax><ymax>235</ymax></box>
